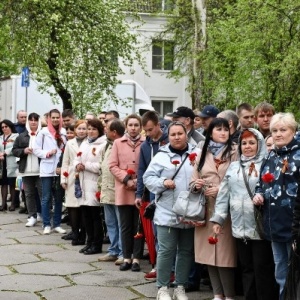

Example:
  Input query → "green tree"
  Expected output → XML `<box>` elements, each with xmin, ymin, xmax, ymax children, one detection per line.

<box><xmin>160</xmin><ymin>0</ymin><xmax>300</xmax><ymax>116</ymax></box>
<box><xmin>0</xmin><ymin>0</ymin><xmax>142</xmax><ymax>115</ymax></box>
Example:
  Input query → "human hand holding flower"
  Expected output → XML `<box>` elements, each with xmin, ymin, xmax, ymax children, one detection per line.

<box><xmin>253</xmin><ymin>194</ymin><xmax>264</xmax><ymax>206</ymax></box>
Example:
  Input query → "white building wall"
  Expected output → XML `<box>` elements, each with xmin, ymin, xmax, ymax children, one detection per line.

<box><xmin>118</xmin><ymin>14</ymin><xmax>191</xmax><ymax>115</ymax></box>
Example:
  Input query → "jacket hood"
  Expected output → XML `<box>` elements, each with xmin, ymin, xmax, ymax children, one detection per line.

<box><xmin>145</xmin><ymin>125</ymin><xmax>168</xmax><ymax>145</ymax></box>
<box><xmin>238</xmin><ymin>128</ymin><xmax>266</xmax><ymax>164</ymax></box>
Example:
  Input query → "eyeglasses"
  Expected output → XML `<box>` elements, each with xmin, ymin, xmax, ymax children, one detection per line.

<box><xmin>1</xmin><ymin>126</ymin><xmax>8</xmax><ymax>129</ymax></box>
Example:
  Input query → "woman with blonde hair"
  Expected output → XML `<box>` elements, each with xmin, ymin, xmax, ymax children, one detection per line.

<box><xmin>253</xmin><ymin>112</ymin><xmax>300</xmax><ymax>300</ymax></box>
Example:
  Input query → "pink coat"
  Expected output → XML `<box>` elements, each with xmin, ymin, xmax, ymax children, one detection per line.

<box><xmin>109</xmin><ymin>135</ymin><xmax>145</xmax><ymax>206</ymax></box>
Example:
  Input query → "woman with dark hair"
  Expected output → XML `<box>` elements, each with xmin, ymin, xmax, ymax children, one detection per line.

<box><xmin>190</xmin><ymin>118</ymin><xmax>238</xmax><ymax>300</ymax></box>
<box><xmin>33</xmin><ymin>109</ymin><xmax>67</xmax><ymax>235</ymax></box>
<box><xmin>0</xmin><ymin>119</ymin><xmax>18</xmax><ymax>211</ymax></box>
<box><xmin>74</xmin><ymin>118</ymin><xmax>106</xmax><ymax>254</ymax></box>
<box><xmin>12</xmin><ymin>113</ymin><xmax>42</xmax><ymax>225</ymax></box>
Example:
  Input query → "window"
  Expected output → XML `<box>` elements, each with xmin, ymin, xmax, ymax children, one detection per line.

<box><xmin>152</xmin><ymin>100</ymin><xmax>173</xmax><ymax>116</ymax></box>
<box><xmin>152</xmin><ymin>40</ymin><xmax>175</xmax><ymax>71</ymax></box>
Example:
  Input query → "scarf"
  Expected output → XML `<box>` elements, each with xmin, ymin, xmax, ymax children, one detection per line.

<box><xmin>125</xmin><ymin>132</ymin><xmax>141</xmax><ymax>146</ymax></box>
<box><xmin>208</xmin><ymin>140</ymin><xmax>225</xmax><ymax>157</ymax></box>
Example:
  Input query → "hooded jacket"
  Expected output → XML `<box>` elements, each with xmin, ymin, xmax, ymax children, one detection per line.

<box><xmin>211</xmin><ymin>128</ymin><xmax>266</xmax><ymax>240</ymax></box>
<box><xmin>12</xmin><ymin>118</ymin><xmax>42</xmax><ymax>175</ymax></box>
<box><xmin>255</xmin><ymin>135</ymin><xmax>300</xmax><ymax>242</ymax></box>
<box><xmin>136</xmin><ymin>126</ymin><xmax>169</xmax><ymax>199</ymax></box>
<box><xmin>143</xmin><ymin>143</ymin><xmax>200</xmax><ymax>228</ymax></box>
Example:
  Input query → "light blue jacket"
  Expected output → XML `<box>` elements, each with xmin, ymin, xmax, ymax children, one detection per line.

<box><xmin>143</xmin><ymin>143</ymin><xmax>200</xmax><ymax>228</ymax></box>
<box><xmin>210</xmin><ymin>128</ymin><xmax>266</xmax><ymax>240</ymax></box>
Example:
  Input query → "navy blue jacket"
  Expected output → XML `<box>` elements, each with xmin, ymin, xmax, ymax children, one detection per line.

<box><xmin>136</xmin><ymin>126</ymin><xmax>169</xmax><ymax>199</ymax></box>
<box><xmin>255</xmin><ymin>137</ymin><xmax>300</xmax><ymax>242</ymax></box>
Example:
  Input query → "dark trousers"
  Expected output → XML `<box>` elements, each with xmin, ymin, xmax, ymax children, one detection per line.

<box><xmin>236</xmin><ymin>238</ymin><xmax>279</xmax><ymax>300</ymax></box>
<box><xmin>118</xmin><ymin>205</ymin><xmax>144</xmax><ymax>260</ymax></box>
<box><xmin>69</xmin><ymin>207</ymin><xmax>86</xmax><ymax>242</ymax></box>
<box><xmin>82</xmin><ymin>206</ymin><xmax>103</xmax><ymax>248</ymax></box>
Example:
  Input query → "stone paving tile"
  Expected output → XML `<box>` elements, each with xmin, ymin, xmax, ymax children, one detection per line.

<box><xmin>39</xmin><ymin>249</ymin><xmax>97</xmax><ymax>263</ymax></box>
<box><xmin>0</xmin><ymin>266</ymin><xmax>13</xmax><ymax>276</ymax></box>
<box><xmin>14</xmin><ymin>261</ymin><xmax>96</xmax><ymax>276</ymax></box>
<box><xmin>41</xmin><ymin>285</ymin><xmax>140</xmax><ymax>300</ymax></box>
<box><xmin>0</xmin><ymin>291</ymin><xmax>39</xmax><ymax>299</ymax></box>
<box><xmin>0</xmin><ymin>247</ymin><xmax>39</xmax><ymax>266</ymax></box>
<box><xmin>0</xmin><ymin>274</ymin><xmax>70</xmax><ymax>292</ymax></box>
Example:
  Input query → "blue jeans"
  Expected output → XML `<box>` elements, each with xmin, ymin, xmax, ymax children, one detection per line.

<box><xmin>104</xmin><ymin>204</ymin><xmax>122</xmax><ymax>258</ymax></box>
<box><xmin>271</xmin><ymin>241</ymin><xmax>292</xmax><ymax>300</ymax></box>
<box><xmin>156</xmin><ymin>225</ymin><xmax>194</xmax><ymax>287</ymax></box>
<box><xmin>41</xmin><ymin>177</ymin><xmax>63</xmax><ymax>228</ymax></box>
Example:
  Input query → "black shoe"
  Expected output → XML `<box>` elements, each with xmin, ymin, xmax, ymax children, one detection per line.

<box><xmin>131</xmin><ymin>262</ymin><xmax>141</xmax><ymax>272</ymax></box>
<box><xmin>9</xmin><ymin>206</ymin><xmax>16</xmax><ymax>211</ymax></box>
<box><xmin>119</xmin><ymin>262</ymin><xmax>132</xmax><ymax>271</ymax></box>
<box><xmin>19</xmin><ymin>207</ymin><xmax>28</xmax><ymax>214</ymax></box>
<box><xmin>72</xmin><ymin>240</ymin><xmax>85</xmax><ymax>246</ymax></box>
<box><xmin>79</xmin><ymin>245</ymin><xmax>91</xmax><ymax>253</ymax></box>
<box><xmin>83</xmin><ymin>246</ymin><xmax>102</xmax><ymax>255</ymax></box>
<box><xmin>0</xmin><ymin>205</ymin><xmax>7</xmax><ymax>211</ymax></box>
<box><xmin>103</xmin><ymin>236</ymin><xmax>110</xmax><ymax>244</ymax></box>
<box><xmin>61</xmin><ymin>231</ymin><xmax>74</xmax><ymax>240</ymax></box>
<box><xmin>185</xmin><ymin>284</ymin><xmax>200</xmax><ymax>293</ymax></box>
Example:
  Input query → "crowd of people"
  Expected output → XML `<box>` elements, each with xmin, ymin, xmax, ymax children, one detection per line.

<box><xmin>0</xmin><ymin>102</ymin><xmax>300</xmax><ymax>300</ymax></box>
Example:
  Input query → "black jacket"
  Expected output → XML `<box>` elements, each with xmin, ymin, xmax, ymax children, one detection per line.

<box><xmin>12</xmin><ymin>130</ymin><xmax>30</xmax><ymax>173</ymax></box>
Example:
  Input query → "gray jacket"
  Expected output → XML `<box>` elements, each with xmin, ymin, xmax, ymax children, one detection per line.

<box><xmin>143</xmin><ymin>143</ymin><xmax>200</xmax><ymax>228</ymax></box>
<box><xmin>210</xmin><ymin>128</ymin><xmax>266</xmax><ymax>240</ymax></box>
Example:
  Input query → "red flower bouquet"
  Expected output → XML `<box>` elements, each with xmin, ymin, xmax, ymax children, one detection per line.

<box><xmin>95</xmin><ymin>191</ymin><xmax>101</xmax><ymax>201</ymax></box>
<box><xmin>134</xmin><ymin>232</ymin><xmax>144</xmax><ymax>239</ymax></box>
<box><xmin>62</xmin><ymin>171</ymin><xmax>69</xmax><ymax>184</ymax></box>
<box><xmin>127</xmin><ymin>169</ymin><xmax>136</xmax><ymax>176</ymax></box>
<box><xmin>208</xmin><ymin>235</ymin><xmax>218</xmax><ymax>245</ymax></box>
<box><xmin>189</xmin><ymin>153</ymin><xmax>197</xmax><ymax>166</ymax></box>
<box><xmin>261</xmin><ymin>173</ymin><xmax>275</xmax><ymax>183</ymax></box>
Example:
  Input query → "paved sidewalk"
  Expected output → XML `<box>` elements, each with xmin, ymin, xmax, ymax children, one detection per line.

<box><xmin>0</xmin><ymin>211</ymin><xmax>243</xmax><ymax>300</ymax></box>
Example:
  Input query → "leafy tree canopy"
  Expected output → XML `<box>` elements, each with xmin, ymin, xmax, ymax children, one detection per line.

<box><xmin>0</xmin><ymin>0</ymin><xmax>142</xmax><ymax>116</ymax></box>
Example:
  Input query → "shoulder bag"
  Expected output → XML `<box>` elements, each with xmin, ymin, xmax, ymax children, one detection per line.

<box><xmin>144</xmin><ymin>154</ymin><xmax>189</xmax><ymax>220</ymax></box>
<box><xmin>241</xmin><ymin>166</ymin><xmax>264</xmax><ymax>239</ymax></box>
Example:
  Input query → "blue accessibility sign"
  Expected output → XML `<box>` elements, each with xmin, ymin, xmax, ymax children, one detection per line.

<box><xmin>21</xmin><ymin>66</ymin><xmax>30</xmax><ymax>87</ymax></box>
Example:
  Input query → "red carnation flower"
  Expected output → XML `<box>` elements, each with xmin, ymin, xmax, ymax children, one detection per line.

<box><xmin>77</xmin><ymin>152</ymin><xmax>82</xmax><ymax>157</ymax></box>
<box><xmin>208</xmin><ymin>235</ymin><xmax>218</xmax><ymax>245</ymax></box>
<box><xmin>95</xmin><ymin>191</ymin><xmax>101</xmax><ymax>200</ymax></box>
<box><xmin>189</xmin><ymin>153</ymin><xmax>197</xmax><ymax>161</ymax></box>
<box><xmin>127</xmin><ymin>169</ymin><xmax>135</xmax><ymax>175</ymax></box>
<box><xmin>261</xmin><ymin>173</ymin><xmax>275</xmax><ymax>183</ymax></box>
<box><xmin>134</xmin><ymin>232</ymin><xmax>144</xmax><ymax>239</ymax></box>
<box><xmin>63</xmin><ymin>171</ymin><xmax>69</xmax><ymax>178</ymax></box>
<box><xmin>171</xmin><ymin>160</ymin><xmax>180</xmax><ymax>166</ymax></box>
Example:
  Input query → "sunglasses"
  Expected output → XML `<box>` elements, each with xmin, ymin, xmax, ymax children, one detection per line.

<box><xmin>1</xmin><ymin>125</ymin><xmax>8</xmax><ymax>129</ymax></box>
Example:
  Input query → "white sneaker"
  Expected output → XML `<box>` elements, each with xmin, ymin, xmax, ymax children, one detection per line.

<box><xmin>173</xmin><ymin>286</ymin><xmax>188</xmax><ymax>300</ymax></box>
<box><xmin>26</xmin><ymin>217</ymin><xmax>37</xmax><ymax>227</ymax></box>
<box><xmin>43</xmin><ymin>226</ymin><xmax>51</xmax><ymax>235</ymax></box>
<box><xmin>54</xmin><ymin>226</ymin><xmax>66</xmax><ymax>234</ymax></box>
<box><xmin>37</xmin><ymin>213</ymin><xmax>42</xmax><ymax>222</ymax></box>
<box><xmin>157</xmin><ymin>287</ymin><xmax>172</xmax><ymax>300</ymax></box>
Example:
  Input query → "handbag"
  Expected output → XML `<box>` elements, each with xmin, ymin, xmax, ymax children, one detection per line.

<box><xmin>172</xmin><ymin>189</ymin><xmax>206</xmax><ymax>224</ymax></box>
<box><xmin>143</xmin><ymin>154</ymin><xmax>189</xmax><ymax>220</ymax></box>
<box><xmin>241</xmin><ymin>166</ymin><xmax>264</xmax><ymax>239</ymax></box>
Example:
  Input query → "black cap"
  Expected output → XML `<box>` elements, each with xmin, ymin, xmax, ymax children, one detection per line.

<box><xmin>198</xmin><ymin>105</ymin><xmax>219</xmax><ymax>118</ymax></box>
<box><xmin>169</xmin><ymin>106</ymin><xmax>195</xmax><ymax>120</ymax></box>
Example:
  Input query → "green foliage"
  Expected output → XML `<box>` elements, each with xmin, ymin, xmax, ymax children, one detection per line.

<box><xmin>0</xmin><ymin>0</ymin><xmax>142</xmax><ymax>115</ymax></box>
<box><xmin>161</xmin><ymin>0</ymin><xmax>300</xmax><ymax>118</ymax></box>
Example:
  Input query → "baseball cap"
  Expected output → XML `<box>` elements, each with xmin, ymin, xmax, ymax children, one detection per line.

<box><xmin>169</xmin><ymin>106</ymin><xmax>195</xmax><ymax>120</ymax></box>
<box><xmin>198</xmin><ymin>105</ymin><xmax>219</xmax><ymax>118</ymax></box>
